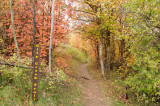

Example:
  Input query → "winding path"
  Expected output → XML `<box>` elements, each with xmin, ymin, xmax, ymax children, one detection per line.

<box><xmin>78</xmin><ymin>64</ymin><xmax>112</xmax><ymax>106</ymax></box>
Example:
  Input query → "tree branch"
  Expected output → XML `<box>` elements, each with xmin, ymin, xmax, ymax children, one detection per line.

<box><xmin>0</xmin><ymin>62</ymin><xmax>33</xmax><ymax>69</ymax></box>
<box><xmin>74</xmin><ymin>9</ymin><xmax>96</xmax><ymax>15</ymax></box>
<box><xmin>73</xmin><ymin>17</ymin><xmax>95</xmax><ymax>22</ymax></box>
<box><xmin>84</xmin><ymin>0</ymin><xmax>100</xmax><ymax>13</ymax></box>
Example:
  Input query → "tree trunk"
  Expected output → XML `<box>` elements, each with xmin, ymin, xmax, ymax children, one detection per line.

<box><xmin>104</xmin><ymin>37</ymin><xmax>107</xmax><ymax>69</ymax></box>
<box><xmin>106</xmin><ymin>30</ymin><xmax>110</xmax><ymax>74</ymax></box>
<box><xmin>93</xmin><ymin>40</ymin><xmax>98</xmax><ymax>68</ymax></box>
<box><xmin>32</xmin><ymin>0</ymin><xmax>37</xmax><ymax>65</ymax></box>
<box><xmin>49</xmin><ymin>0</ymin><xmax>55</xmax><ymax>73</ymax></box>
<box><xmin>9</xmin><ymin>0</ymin><xmax>21</xmax><ymax>62</ymax></box>
<box><xmin>99</xmin><ymin>35</ymin><xmax>105</xmax><ymax>77</ymax></box>
<box><xmin>120</xmin><ymin>39</ymin><xmax>125</xmax><ymax>63</ymax></box>
<box><xmin>95</xmin><ymin>40</ymin><xmax>100</xmax><ymax>69</ymax></box>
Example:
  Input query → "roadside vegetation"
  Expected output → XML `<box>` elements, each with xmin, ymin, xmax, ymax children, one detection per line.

<box><xmin>0</xmin><ymin>45</ymin><xmax>87</xmax><ymax>106</ymax></box>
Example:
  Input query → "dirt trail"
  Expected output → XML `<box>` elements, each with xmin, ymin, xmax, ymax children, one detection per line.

<box><xmin>78</xmin><ymin>64</ymin><xmax>112</xmax><ymax>106</ymax></box>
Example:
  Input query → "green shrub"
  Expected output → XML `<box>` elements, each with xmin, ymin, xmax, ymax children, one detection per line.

<box><xmin>0</xmin><ymin>55</ymin><xmax>83</xmax><ymax>106</ymax></box>
<box><xmin>125</xmin><ymin>55</ymin><xmax>160</xmax><ymax>104</ymax></box>
<box><xmin>125</xmin><ymin>70</ymin><xmax>160</xmax><ymax>103</ymax></box>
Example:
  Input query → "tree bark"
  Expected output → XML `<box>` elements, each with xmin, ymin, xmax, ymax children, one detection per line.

<box><xmin>99</xmin><ymin>35</ymin><xmax>105</xmax><ymax>77</ymax></box>
<box><xmin>106</xmin><ymin>30</ymin><xmax>110</xmax><ymax>74</ymax></box>
<box><xmin>104</xmin><ymin>37</ymin><xmax>107</xmax><ymax>69</ymax></box>
<box><xmin>49</xmin><ymin>0</ymin><xmax>55</xmax><ymax>73</ymax></box>
<box><xmin>9</xmin><ymin>0</ymin><xmax>21</xmax><ymax>62</ymax></box>
<box><xmin>96</xmin><ymin>40</ymin><xmax>100</xmax><ymax>69</ymax></box>
<box><xmin>120</xmin><ymin>39</ymin><xmax>125</xmax><ymax>63</ymax></box>
<box><xmin>94</xmin><ymin>40</ymin><xmax>100</xmax><ymax>69</ymax></box>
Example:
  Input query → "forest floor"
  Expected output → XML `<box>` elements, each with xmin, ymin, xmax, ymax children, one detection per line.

<box><xmin>78</xmin><ymin>63</ymin><xmax>112</xmax><ymax>106</ymax></box>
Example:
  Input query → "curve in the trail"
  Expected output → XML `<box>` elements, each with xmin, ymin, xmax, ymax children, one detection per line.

<box><xmin>78</xmin><ymin>64</ymin><xmax>112</xmax><ymax>106</ymax></box>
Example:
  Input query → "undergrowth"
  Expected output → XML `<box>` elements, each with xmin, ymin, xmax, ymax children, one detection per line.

<box><xmin>0</xmin><ymin>46</ymin><xmax>84</xmax><ymax>106</ymax></box>
<box><xmin>88</xmin><ymin>61</ymin><xmax>160</xmax><ymax>106</ymax></box>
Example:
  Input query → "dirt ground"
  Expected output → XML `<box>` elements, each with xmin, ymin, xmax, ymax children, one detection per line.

<box><xmin>78</xmin><ymin>64</ymin><xmax>112</xmax><ymax>106</ymax></box>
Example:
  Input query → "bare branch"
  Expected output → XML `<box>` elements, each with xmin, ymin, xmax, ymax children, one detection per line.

<box><xmin>74</xmin><ymin>9</ymin><xmax>96</xmax><ymax>16</ymax></box>
<box><xmin>0</xmin><ymin>62</ymin><xmax>33</xmax><ymax>69</ymax></box>
<box><xmin>73</xmin><ymin>17</ymin><xmax>95</xmax><ymax>22</ymax></box>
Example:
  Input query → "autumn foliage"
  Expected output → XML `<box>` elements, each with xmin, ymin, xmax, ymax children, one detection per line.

<box><xmin>1</xmin><ymin>0</ymin><xmax>73</xmax><ymax>61</ymax></box>
<box><xmin>74</xmin><ymin>0</ymin><xmax>160</xmax><ymax>104</ymax></box>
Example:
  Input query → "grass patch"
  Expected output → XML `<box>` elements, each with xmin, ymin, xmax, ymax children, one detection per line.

<box><xmin>64</xmin><ymin>45</ymin><xmax>88</xmax><ymax>63</ymax></box>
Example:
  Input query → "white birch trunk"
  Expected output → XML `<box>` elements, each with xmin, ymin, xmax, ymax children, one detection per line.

<box><xmin>99</xmin><ymin>35</ymin><xmax>105</xmax><ymax>77</ymax></box>
<box><xmin>49</xmin><ymin>0</ymin><xmax>55</xmax><ymax>73</ymax></box>
<box><xmin>10</xmin><ymin>0</ymin><xmax>21</xmax><ymax>62</ymax></box>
